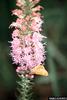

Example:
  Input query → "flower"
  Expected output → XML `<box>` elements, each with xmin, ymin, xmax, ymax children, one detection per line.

<box><xmin>12</xmin><ymin>29</ymin><xmax>19</xmax><ymax>38</ymax></box>
<box><xmin>12</xmin><ymin>9</ymin><xmax>23</xmax><ymax>17</ymax></box>
<box><xmin>10</xmin><ymin>22</ymin><xmax>22</xmax><ymax>29</ymax></box>
<box><xmin>11</xmin><ymin>31</ymin><xmax>46</xmax><ymax>70</ymax></box>
<box><xmin>29</xmin><ymin>0</ymin><xmax>40</xmax><ymax>4</ymax></box>
<box><xmin>16</xmin><ymin>0</ymin><xmax>26</xmax><ymax>7</ymax></box>
<box><xmin>10</xmin><ymin>0</ymin><xmax>47</xmax><ymax>76</ymax></box>
<box><xmin>16</xmin><ymin>66</ymin><xmax>27</xmax><ymax>72</ymax></box>
<box><xmin>32</xmin><ymin>5</ymin><xmax>43</xmax><ymax>12</ymax></box>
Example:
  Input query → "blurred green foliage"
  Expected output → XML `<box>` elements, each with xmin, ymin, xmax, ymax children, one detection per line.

<box><xmin>0</xmin><ymin>0</ymin><xmax>67</xmax><ymax>100</ymax></box>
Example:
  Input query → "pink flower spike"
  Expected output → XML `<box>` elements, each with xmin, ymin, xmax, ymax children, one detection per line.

<box><xmin>10</xmin><ymin>0</ymin><xmax>47</xmax><ymax>76</ymax></box>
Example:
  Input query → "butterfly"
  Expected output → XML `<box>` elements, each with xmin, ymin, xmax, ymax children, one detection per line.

<box><xmin>31</xmin><ymin>65</ymin><xmax>48</xmax><ymax>76</ymax></box>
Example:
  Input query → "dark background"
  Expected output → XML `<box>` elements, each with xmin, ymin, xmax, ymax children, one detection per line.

<box><xmin>0</xmin><ymin>0</ymin><xmax>67</xmax><ymax>100</ymax></box>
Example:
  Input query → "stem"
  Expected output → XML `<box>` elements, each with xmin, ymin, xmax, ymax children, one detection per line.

<box><xmin>17</xmin><ymin>75</ymin><xmax>33</xmax><ymax>100</ymax></box>
<box><xmin>25</xmin><ymin>0</ymin><xmax>32</xmax><ymax>16</ymax></box>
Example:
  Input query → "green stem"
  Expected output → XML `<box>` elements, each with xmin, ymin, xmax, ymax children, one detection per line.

<box><xmin>24</xmin><ymin>0</ymin><xmax>32</xmax><ymax>16</ymax></box>
<box><xmin>17</xmin><ymin>75</ymin><xmax>33</xmax><ymax>100</ymax></box>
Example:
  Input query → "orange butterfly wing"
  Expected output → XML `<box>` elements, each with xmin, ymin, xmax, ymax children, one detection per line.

<box><xmin>31</xmin><ymin>65</ymin><xmax>48</xmax><ymax>76</ymax></box>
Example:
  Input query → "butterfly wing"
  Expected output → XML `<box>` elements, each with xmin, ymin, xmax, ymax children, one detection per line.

<box><xmin>31</xmin><ymin>65</ymin><xmax>48</xmax><ymax>76</ymax></box>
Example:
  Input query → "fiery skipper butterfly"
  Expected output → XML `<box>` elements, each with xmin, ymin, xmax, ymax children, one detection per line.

<box><xmin>31</xmin><ymin>65</ymin><xmax>48</xmax><ymax>76</ymax></box>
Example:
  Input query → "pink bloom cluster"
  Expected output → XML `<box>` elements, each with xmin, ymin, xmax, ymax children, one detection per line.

<box><xmin>10</xmin><ymin>0</ymin><xmax>46</xmax><ymax>74</ymax></box>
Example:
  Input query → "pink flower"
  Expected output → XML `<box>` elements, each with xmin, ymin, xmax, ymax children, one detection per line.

<box><xmin>12</xmin><ymin>9</ymin><xmax>22</xmax><ymax>16</ymax></box>
<box><xmin>30</xmin><ymin>17</ymin><xmax>43</xmax><ymax>32</ymax></box>
<box><xmin>10</xmin><ymin>22</ymin><xmax>21</xmax><ymax>29</ymax></box>
<box><xmin>16</xmin><ymin>0</ymin><xmax>26</xmax><ymax>6</ymax></box>
<box><xmin>11</xmin><ymin>38</ymin><xmax>20</xmax><ymax>48</ymax></box>
<box><xmin>32</xmin><ymin>5</ymin><xmax>43</xmax><ymax>12</ymax></box>
<box><xmin>25</xmin><ymin>74</ymin><xmax>34</xmax><ymax>79</ymax></box>
<box><xmin>29</xmin><ymin>0</ymin><xmax>40</xmax><ymax>4</ymax></box>
<box><xmin>22</xmin><ymin>25</ymin><xmax>27</xmax><ymax>31</ymax></box>
<box><xmin>33</xmin><ymin>42</ymin><xmax>45</xmax><ymax>64</ymax></box>
<box><xmin>32</xmin><ymin>12</ymin><xmax>41</xmax><ymax>17</ymax></box>
<box><xmin>16</xmin><ymin>66</ymin><xmax>27</xmax><ymax>72</ymax></box>
<box><xmin>25</xmin><ymin>15</ymin><xmax>30</xmax><ymax>21</ymax></box>
<box><xmin>12</xmin><ymin>29</ymin><xmax>19</xmax><ymax>38</ymax></box>
<box><xmin>16</xmin><ymin>18</ymin><xmax>25</xmax><ymax>24</ymax></box>
<box><xmin>32</xmin><ymin>32</ymin><xmax>46</xmax><ymax>42</ymax></box>
<box><xmin>11</xmin><ymin>32</ymin><xmax>46</xmax><ymax>70</ymax></box>
<box><xmin>10</xmin><ymin>0</ymin><xmax>46</xmax><ymax>75</ymax></box>
<box><xmin>10</xmin><ymin>38</ymin><xmax>22</xmax><ymax>64</ymax></box>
